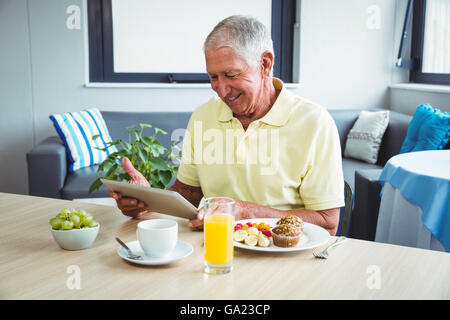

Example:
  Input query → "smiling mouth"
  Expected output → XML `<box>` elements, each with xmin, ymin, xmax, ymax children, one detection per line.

<box><xmin>227</xmin><ymin>93</ymin><xmax>241</xmax><ymax>102</ymax></box>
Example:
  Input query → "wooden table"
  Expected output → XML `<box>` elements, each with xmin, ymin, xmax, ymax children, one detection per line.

<box><xmin>1</xmin><ymin>192</ymin><xmax>449</xmax><ymax>300</ymax></box>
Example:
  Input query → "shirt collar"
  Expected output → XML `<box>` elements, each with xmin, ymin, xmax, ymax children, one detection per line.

<box><xmin>258</xmin><ymin>78</ymin><xmax>293</xmax><ymax>127</ymax></box>
<box><xmin>218</xmin><ymin>102</ymin><xmax>233</xmax><ymax>122</ymax></box>
<box><xmin>217</xmin><ymin>78</ymin><xmax>293</xmax><ymax>127</ymax></box>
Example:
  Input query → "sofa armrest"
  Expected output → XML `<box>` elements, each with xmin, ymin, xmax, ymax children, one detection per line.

<box><xmin>348</xmin><ymin>169</ymin><xmax>383</xmax><ymax>241</ymax></box>
<box><xmin>26</xmin><ymin>136</ymin><xmax>67</xmax><ymax>198</ymax></box>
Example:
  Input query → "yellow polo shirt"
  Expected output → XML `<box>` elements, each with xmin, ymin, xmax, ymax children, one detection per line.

<box><xmin>177</xmin><ymin>78</ymin><xmax>345</xmax><ymax>211</ymax></box>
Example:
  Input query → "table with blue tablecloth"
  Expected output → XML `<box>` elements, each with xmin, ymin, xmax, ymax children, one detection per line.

<box><xmin>375</xmin><ymin>150</ymin><xmax>450</xmax><ymax>252</ymax></box>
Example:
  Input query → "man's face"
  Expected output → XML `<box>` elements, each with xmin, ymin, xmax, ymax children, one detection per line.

<box><xmin>205</xmin><ymin>47</ymin><xmax>264</xmax><ymax>116</ymax></box>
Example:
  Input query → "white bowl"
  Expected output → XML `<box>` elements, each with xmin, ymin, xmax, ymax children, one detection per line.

<box><xmin>51</xmin><ymin>224</ymin><xmax>100</xmax><ymax>250</ymax></box>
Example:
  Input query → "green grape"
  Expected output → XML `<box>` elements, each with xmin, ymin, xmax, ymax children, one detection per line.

<box><xmin>86</xmin><ymin>220</ymin><xmax>98</xmax><ymax>228</ymax></box>
<box><xmin>69</xmin><ymin>214</ymin><xmax>81</xmax><ymax>228</ymax></box>
<box><xmin>49</xmin><ymin>217</ymin><xmax>64</xmax><ymax>230</ymax></box>
<box><xmin>61</xmin><ymin>220</ymin><xmax>74</xmax><ymax>230</ymax></box>
<box><xmin>82</xmin><ymin>215</ymin><xmax>93</xmax><ymax>226</ymax></box>
<box><xmin>57</xmin><ymin>209</ymin><xmax>70</xmax><ymax>219</ymax></box>
<box><xmin>77</xmin><ymin>209</ymin><xmax>88</xmax><ymax>218</ymax></box>
<box><xmin>74</xmin><ymin>212</ymin><xmax>83</xmax><ymax>220</ymax></box>
<box><xmin>59</xmin><ymin>208</ymin><xmax>71</xmax><ymax>217</ymax></box>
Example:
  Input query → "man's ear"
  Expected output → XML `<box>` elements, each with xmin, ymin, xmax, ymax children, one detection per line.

<box><xmin>260</xmin><ymin>51</ymin><xmax>274</xmax><ymax>77</ymax></box>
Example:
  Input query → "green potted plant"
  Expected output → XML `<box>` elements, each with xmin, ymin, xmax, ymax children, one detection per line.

<box><xmin>89</xmin><ymin>124</ymin><xmax>181</xmax><ymax>193</ymax></box>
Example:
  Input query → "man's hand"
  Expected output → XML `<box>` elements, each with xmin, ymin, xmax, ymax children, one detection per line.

<box><xmin>108</xmin><ymin>157</ymin><xmax>150</xmax><ymax>218</ymax></box>
<box><xmin>188</xmin><ymin>197</ymin><xmax>234</xmax><ymax>231</ymax></box>
<box><xmin>188</xmin><ymin>207</ymin><xmax>204</xmax><ymax>230</ymax></box>
<box><xmin>188</xmin><ymin>199</ymin><xmax>245</xmax><ymax>231</ymax></box>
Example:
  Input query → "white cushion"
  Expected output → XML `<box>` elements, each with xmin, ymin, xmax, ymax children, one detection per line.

<box><xmin>49</xmin><ymin>108</ymin><xmax>117</xmax><ymax>171</ymax></box>
<box><xmin>344</xmin><ymin>110</ymin><xmax>390</xmax><ymax>164</ymax></box>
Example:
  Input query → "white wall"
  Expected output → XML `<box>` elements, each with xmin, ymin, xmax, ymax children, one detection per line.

<box><xmin>0</xmin><ymin>0</ymin><xmax>34</xmax><ymax>195</ymax></box>
<box><xmin>389</xmin><ymin>85</ymin><xmax>450</xmax><ymax>115</ymax></box>
<box><xmin>296</xmin><ymin>0</ymin><xmax>395</xmax><ymax>109</ymax></box>
<box><xmin>1</xmin><ymin>0</ymin><xmax>448</xmax><ymax>195</ymax></box>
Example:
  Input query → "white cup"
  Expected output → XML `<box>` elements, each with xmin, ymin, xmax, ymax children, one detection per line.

<box><xmin>136</xmin><ymin>219</ymin><xmax>178</xmax><ymax>258</ymax></box>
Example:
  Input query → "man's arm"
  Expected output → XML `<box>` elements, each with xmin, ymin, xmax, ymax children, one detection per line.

<box><xmin>188</xmin><ymin>198</ymin><xmax>340</xmax><ymax>235</ymax></box>
<box><xmin>168</xmin><ymin>179</ymin><xmax>204</xmax><ymax>208</ymax></box>
<box><xmin>234</xmin><ymin>200</ymin><xmax>340</xmax><ymax>236</ymax></box>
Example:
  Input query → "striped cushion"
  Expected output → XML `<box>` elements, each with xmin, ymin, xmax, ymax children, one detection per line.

<box><xmin>49</xmin><ymin>108</ymin><xmax>118</xmax><ymax>172</ymax></box>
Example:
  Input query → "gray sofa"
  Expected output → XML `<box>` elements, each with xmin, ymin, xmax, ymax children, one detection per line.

<box><xmin>27</xmin><ymin>108</ymin><xmax>413</xmax><ymax>240</ymax></box>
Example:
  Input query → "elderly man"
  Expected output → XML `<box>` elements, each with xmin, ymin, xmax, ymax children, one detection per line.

<box><xmin>109</xmin><ymin>15</ymin><xmax>344</xmax><ymax>235</ymax></box>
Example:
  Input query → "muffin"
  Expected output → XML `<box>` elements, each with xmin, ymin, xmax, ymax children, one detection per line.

<box><xmin>276</xmin><ymin>215</ymin><xmax>304</xmax><ymax>233</ymax></box>
<box><xmin>271</xmin><ymin>223</ymin><xmax>302</xmax><ymax>247</ymax></box>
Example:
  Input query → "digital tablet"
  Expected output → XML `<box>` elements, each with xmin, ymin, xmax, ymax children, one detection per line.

<box><xmin>101</xmin><ymin>179</ymin><xmax>198</xmax><ymax>220</ymax></box>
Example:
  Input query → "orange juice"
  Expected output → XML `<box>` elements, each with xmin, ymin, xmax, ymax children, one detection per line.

<box><xmin>204</xmin><ymin>213</ymin><xmax>235</xmax><ymax>265</ymax></box>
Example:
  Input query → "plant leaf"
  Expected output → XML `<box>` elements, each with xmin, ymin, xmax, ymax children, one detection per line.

<box><xmin>151</xmin><ymin>144</ymin><xmax>166</xmax><ymax>157</ymax></box>
<box><xmin>140</xmin><ymin>123</ymin><xmax>152</xmax><ymax>130</ymax></box>
<box><xmin>104</xmin><ymin>163</ymin><xmax>118</xmax><ymax>177</ymax></box>
<box><xmin>137</xmin><ymin>148</ymin><xmax>148</xmax><ymax>163</ymax></box>
<box><xmin>154</xmin><ymin>127</ymin><xmax>167</xmax><ymax>135</ymax></box>
<box><xmin>142</xmin><ymin>136</ymin><xmax>158</xmax><ymax>147</ymax></box>
<box><xmin>89</xmin><ymin>177</ymin><xmax>103</xmax><ymax>193</ymax></box>
<box><xmin>105</xmin><ymin>140</ymin><xmax>121</xmax><ymax>146</ymax></box>
<box><xmin>106</xmin><ymin>173</ymin><xmax>117</xmax><ymax>180</ymax></box>
<box><xmin>101</xmin><ymin>159</ymin><xmax>115</xmax><ymax>175</ymax></box>
<box><xmin>122</xmin><ymin>141</ymin><xmax>132</xmax><ymax>153</ymax></box>
<box><xmin>118</xmin><ymin>173</ymin><xmax>130</xmax><ymax>182</ymax></box>
<box><xmin>150</xmin><ymin>174</ymin><xmax>161</xmax><ymax>187</ymax></box>
<box><xmin>150</xmin><ymin>157</ymin><xmax>170</xmax><ymax>171</ymax></box>
<box><xmin>158</xmin><ymin>170</ymin><xmax>172</xmax><ymax>187</ymax></box>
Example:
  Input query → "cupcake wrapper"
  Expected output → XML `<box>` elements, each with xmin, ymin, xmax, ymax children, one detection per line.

<box><xmin>272</xmin><ymin>232</ymin><xmax>301</xmax><ymax>247</ymax></box>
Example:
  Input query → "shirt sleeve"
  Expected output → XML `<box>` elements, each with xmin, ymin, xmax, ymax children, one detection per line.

<box><xmin>176</xmin><ymin>114</ymin><xmax>201</xmax><ymax>187</ymax></box>
<box><xmin>299</xmin><ymin>110</ymin><xmax>345</xmax><ymax>211</ymax></box>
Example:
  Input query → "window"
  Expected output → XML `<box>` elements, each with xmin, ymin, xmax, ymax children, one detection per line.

<box><xmin>88</xmin><ymin>0</ymin><xmax>297</xmax><ymax>84</ymax></box>
<box><xmin>410</xmin><ymin>0</ymin><xmax>450</xmax><ymax>85</ymax></box>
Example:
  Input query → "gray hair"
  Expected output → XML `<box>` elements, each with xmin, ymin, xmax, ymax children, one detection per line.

<box><xmin>203</xmin><ymin>15</ymin><xmax>274</xmax><ymax>68</ymax></box>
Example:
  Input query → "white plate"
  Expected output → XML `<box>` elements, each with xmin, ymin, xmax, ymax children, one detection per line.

<box><xmin>118</xmin><ymin>240</ymin><xmax>193</xmax><ymax>265</ymax></box>
<box><xmin>234</xmin><ymin>219</ymin><xmax>330</xmax><ymax>252</ymax></box>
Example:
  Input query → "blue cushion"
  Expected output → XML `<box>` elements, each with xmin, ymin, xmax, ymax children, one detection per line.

<box><xmin>50</xmin><ymin>108</ymin><xmax>118</xmax><ymax>172</ymax></box>
<box><xmin>400</xmin><ymin>104</ymin><xmax>450</xmax><ymax>154</ymax></box>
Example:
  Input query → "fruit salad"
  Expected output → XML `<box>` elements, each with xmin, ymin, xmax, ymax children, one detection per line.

<box><xmin>234</xmin><ymin>222</ymin><xmax>272</xmax><ymax>247</ymax></box>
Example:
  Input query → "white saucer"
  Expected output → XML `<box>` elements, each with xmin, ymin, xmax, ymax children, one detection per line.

<box><xmin>118</xmin><ymin>240</ymin><xmax>193</xmax><ymax>265</ymax></box>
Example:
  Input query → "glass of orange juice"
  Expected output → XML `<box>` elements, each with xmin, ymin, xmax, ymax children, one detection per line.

<box><xmin>203</xmin><ymin>197</ymin><xmax>235</xmax><ymax>274</ymax></box>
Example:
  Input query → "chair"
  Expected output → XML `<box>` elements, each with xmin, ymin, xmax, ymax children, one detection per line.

<box><xmin>336</xmin><ymin>181</ymin><xmax>353</xmax><ymax>236</ymax></box>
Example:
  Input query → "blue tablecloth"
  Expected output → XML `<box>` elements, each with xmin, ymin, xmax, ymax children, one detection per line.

<box><xmin>379</xmin><ymin>150</ymin><xmax>450</xmax><ymax>252</ymax></box>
